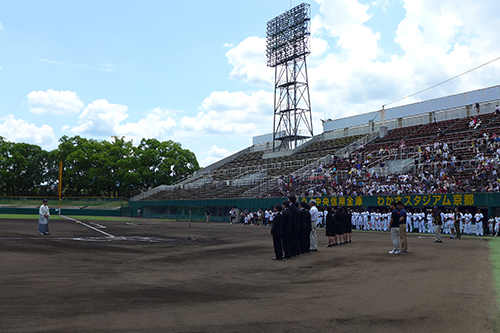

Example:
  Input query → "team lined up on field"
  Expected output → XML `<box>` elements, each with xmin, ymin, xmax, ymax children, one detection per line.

<box><xmin>348</xmin><ymin>208</ymin><xmax>500</xmax><ymax>237</ymax></box>
<box><xmin>232</xmin><ymin>206</ymin><xmax>500</xmax><ymax>237</ymax></box>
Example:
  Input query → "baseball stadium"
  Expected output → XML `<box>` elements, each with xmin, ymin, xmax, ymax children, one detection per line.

<box><xmin>3</xmin><ymin>3</ymin><xmax>500</xmax><ymax>333</ymax></box>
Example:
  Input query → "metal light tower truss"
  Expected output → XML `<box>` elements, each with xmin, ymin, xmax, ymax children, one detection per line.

<box><xmin>266</xmin><ymin>3</ymin><xmax>313</xmax><ymax>151</ymax></box>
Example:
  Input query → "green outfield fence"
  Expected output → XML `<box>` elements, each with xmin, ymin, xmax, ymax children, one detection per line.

<box><xmin>129</xmin><ymin>192</ymin><xmax>500</xmax><ymax>222</ymax></box>
<box><xmin>5</xmin><ymin>192</ymin><xmax>500</xmax><ymax>221</ymax></box>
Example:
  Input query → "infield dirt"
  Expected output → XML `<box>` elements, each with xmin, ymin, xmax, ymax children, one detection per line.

<box><xmin>0</xmin><ymin>218</ymin><xmax>497</xmax><ymax>332</ymax></box>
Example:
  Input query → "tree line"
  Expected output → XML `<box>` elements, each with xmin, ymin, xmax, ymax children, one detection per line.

<box><xmin>0</xmin><ymin>135</ymin><xmax>200</xmax><ymax>197</ymax></box>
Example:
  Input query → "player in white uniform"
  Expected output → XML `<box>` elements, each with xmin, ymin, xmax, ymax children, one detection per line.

<box><xmin>441</xmin><ymin>210</ymin><xmax>448</xmax><ymax>234</ymax></box>
<box><xmin>352</xmin><ymin>211</ymin><xmax>358</xmax><ymax>229</ymax></box>
<box><xmin>370</xmin><ymin>210</ymin><xmax>376</xmax><ymax>231</ymax></box>
<box><xmin>427</xmin><ymin>211</ymin><xmax>434</xmax><ymax>234</ymax></box>
<box><xmin>362</xmin><ymin>210</ymin><xmax>369</xmax><ymax>230</ymax></box>
<box><xmin>475</xmin><ymin>210</ymin><xmax>484</xmax><ymax>236</ymax></box>
<box><xmin>488</xmin><ymin>216</ymin><xmax>495</xmax><ymax>236</ymax></box>
<box><xmin>494</xmin><ymin>214</ymin><xmax>500</xmax><ymax>236</ymax></box>
<box><xmin>384</xmin><ymin>210</ymin><xmax>390</xmax><ymax>231</ymax></box>
<box><xmin>406</xmin><ymin>211</ymin><xmax>413</xmax><ymax>233</ymax></box>
<box><xmin>375</xmin><ymin>209</ymin><xmax>381</xmax><ymax>231</ymax></box>
<box><xmin>448</xmin><ymin>210</ymin><xmax>456</xmax><ymax>239</ymax></box>
<box><xmin>458</xmin><ymin>210</ymin><xmax>464</xmax><ymax>235</ymax></box>
<box><xmin>464</xmin><ymin>210</ymin><xmax>472</xmax><ymax>236</ymax></box>
<box><xmin>358</xmin><ymin>211</ymin><xmax>364</xmax><ymax>230</ymax></box>
<box><xmin>414</xmin><ymin>209</ymin><xmax>421</xmax><ymax>233</ymax></box>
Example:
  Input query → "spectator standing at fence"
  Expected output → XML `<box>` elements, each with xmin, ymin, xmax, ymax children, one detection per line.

<box><xmin>38</xmin><ymin>199</ymin><xmax>50</xmax><ymax>235</ymax></box>
<box><xmin>433</xmin><ymin>206</ymin><xmax>443</xmax><ymax>243</ymax></box>
<box><xmin>389</xmin><ymin>202</ymin><xmax>400</xmax><ymax>254</ymax></box>
<box><xmin>309</xmin><ymin>200</ymin><xmax>319</xmax><ymax>251</ymax></box>
<box><xmin>475</xmin><ymin>102</ymin><xmax>480</xmax><ymax>114</ymax></box>
<box><xmin>397</xmin><ymin>201</ymin><xmax>408</xmax><ymax>253</ymax></box>
<box><xmin>137</xmin><ymin>208</ymin><xmax>141</xmax><ymax>218</ymax></box>
<box><xmin>271</xmin><ymin>204</ymin><xmax>283</xmax><ymax>261</ymax></box>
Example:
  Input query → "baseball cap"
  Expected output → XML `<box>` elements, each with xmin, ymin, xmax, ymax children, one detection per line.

<box><xmin>43</xmin><ymin>199</ymin><xmax>48</xmax><ymax>202</ymax></box>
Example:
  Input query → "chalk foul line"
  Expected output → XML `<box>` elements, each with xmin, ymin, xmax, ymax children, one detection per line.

<box><xmin>61</xmin><ymin>215</ymin><xmax>115</xmax><ymax>238</ymax></box>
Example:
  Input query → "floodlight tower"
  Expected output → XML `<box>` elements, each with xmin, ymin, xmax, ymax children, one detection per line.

<box><xmin>266</xmin><ymin>3</ymin><xmax>313</xmax><ymax>151</ymax></box>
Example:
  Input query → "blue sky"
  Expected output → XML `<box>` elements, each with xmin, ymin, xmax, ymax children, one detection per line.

<box><xmin>1</xmin><ymin>0</ymin><xmax>500</xmax><ymax>166</ymax></box>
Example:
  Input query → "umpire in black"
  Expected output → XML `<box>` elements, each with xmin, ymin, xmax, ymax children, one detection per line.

<box><xmin>282</xmin><ymin>200</ymin><xmax>293</xmax><ymax>258</ymax></box>
<box><xmin>271</xmin><ymin>203</ymin><xmax>283</xmax><ymax>260</ymax></box>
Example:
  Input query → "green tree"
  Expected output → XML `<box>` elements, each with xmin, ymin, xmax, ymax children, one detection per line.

<box><xmin>95</xmin><ymin>136</ymin><xmax>140</xmax><ymax>197</ymax></box>
<box><xmin>0</xmin><ymin>140</ymin><xmax>49</xmax><ymax>195</ymax></box>
<box><xmin>136</xmin><ymin>138</ymin><xmax>200</xmax><ymax>190</ymax></box>
<box><xmin>56</xmin><ymin>135</ymin><xmax>103</xmax><ymax>196</ymax></box>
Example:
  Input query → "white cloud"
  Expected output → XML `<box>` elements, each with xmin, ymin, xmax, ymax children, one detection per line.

<box><xmin>66</xmin><ymin>101</ymin><xmax>179</xmax><ymax>144</ymax></box>
<box><xmin>27</xmin><ymin>89</ymin><xmax>84</xmax><ymax>115</ymax></box>
<box><xmin>225</xmin><ymin>36</ymin><xmax>273</xmax><ymax>85</ymax></box>
<box><xmin>0</xmin><ymin>20</ymin><xmax>3</xmax><ymax>29</ymax></box>
<box><xmin>0</xmin><ymin>115</ymin><xmax>57</xmax><ymax>148</ymax></box>
<box><xmin>298</xmin><ymin>0</ymin><xmax>500</xmax><ymax>121</ymax></box>
<box><xmin>223</xmin><ymin>42</ymin><xmax>234</xmax><ymax>48</ymax></box>
<box><xmin>178</xmin><ymin>90</ymin><xmax>273</xmax><ymax>136</ymax></box>
<box><xmin>310</xmin><ymin>37</ymin><xmax>330</xmax><ymax>58</ymax></box>
<box><xmin>115</xmin><ymin>108</ymin><xmax>177</xmax><ymax>144</ymax></box>
<box><xmin>200</xmin><ymin>145</ymin><xmax>232</xmax><ymax>166</ymax></box>
<box><xmin>69</xmin><ymin>99</ymin><xmax>128</xmax><ymax>136</ymax></box>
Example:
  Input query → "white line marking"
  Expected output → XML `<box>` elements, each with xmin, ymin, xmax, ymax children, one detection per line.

<box><xmin>88</xmin><ymin>221</ymin><xmax>106</xmax><ymax>228</ymax></box>
<box><xmin>76</xmin><ymin>221</ymin><xmax>115</xmax><ymax>237</ymax></box>
<box><xmin>61</xmin><ymin>215</ymin><xmax>115</xmax><ymax>238</ymax></box>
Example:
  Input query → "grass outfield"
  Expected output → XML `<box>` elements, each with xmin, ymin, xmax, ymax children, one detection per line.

<box><xmin>490</xmin><ymin>238</ymin><xmax>500</xmax><ymax>306</ymax></box>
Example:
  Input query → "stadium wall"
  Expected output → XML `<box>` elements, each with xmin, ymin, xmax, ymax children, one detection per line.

<box><xmin>323</xmin><ymin>85</ymin><xmax>500</xmax><ymax>136</ymax></box>
<box><xmin>129</xmin><ymin>192</ymin><xmax>500</xmax><ymax>222</ymax></box>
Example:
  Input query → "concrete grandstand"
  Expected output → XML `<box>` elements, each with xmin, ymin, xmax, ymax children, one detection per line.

<box><xmin>132</xmin><ymin>84</ymin><xmax>500</xmax><ymax>202</ymax></box>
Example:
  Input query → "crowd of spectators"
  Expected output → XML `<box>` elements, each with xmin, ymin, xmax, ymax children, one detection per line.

<box><xmin>270</xmin><ymin>133</ymin><xmax>500</xmax><ymax>198</ymax></box>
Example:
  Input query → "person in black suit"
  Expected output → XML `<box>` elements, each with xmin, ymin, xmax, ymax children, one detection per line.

<box><xmin>288</xmin><ymin>195</ymin><xmax>300</xmax><ymax>257</ymax></box>
<box><xmin>325</xmin><ymin>206</ymin><xmax>335</xmax><ymax>247</ymax></box>
<box><xmin>282</xmin><ymin>200</ymin><xmax>293</xmax><ymax>258</ymax></box>
<box><xmin>299</xmin><ymin>201</ymin><xmax>311</xmax><ymax>253</ymax></box>
<box><xmin>271</xmin><ymin>204</ymin><xmax>283</xmax><ymax>260</ymax></box>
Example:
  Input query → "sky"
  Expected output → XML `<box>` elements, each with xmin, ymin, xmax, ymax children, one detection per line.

<box><xmin>1</xmin><ymin>0</ymin><xmax>500</xmax><ymax>167</ymax></box>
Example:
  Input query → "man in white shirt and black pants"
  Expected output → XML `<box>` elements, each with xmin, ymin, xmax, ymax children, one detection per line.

<box><xmin>309</xmin><ymin>200</ymin><xmax>319</xmax><ymax>251</ymax></box>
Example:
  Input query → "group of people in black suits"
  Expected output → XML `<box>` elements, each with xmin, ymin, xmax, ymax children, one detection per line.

<box><xmin>270</xmin><ymin>195</ymin><xmax>315</xmax><ymax>260</ymax></box>
<box><xmin>324</xmin><ymin>206</ymin><xmax>353</xmax><ymax>247</ymax></box>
